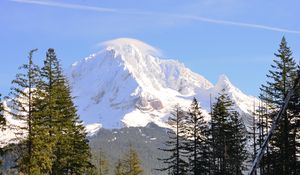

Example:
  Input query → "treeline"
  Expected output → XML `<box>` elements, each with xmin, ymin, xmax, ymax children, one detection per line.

<box><xmin>1</xmin><ymin>49</ymin><xmax>93</xmax><ymax>175</ymax></box>
<box><xmin>158</xmin><ymin>37</ymin><xmax>300</xmax><ymax>175</ymax></box>
<box><xmin>158</xmin><ymin>93</ymin><xmax>247</xmax><ymax>175</ymax></box>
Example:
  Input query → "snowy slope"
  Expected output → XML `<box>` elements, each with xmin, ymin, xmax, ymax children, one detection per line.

<box><xmin>0</xmin><ymin>101</ymin><xmax>27</xmax><ymax>147</ymax></box>
<box><xmin>68</xmin><ymin>38</ymin><xmax>259</xmax><ymax>129</ymax></box>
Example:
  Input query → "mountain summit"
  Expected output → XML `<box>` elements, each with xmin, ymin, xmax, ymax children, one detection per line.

<box><xmin>68</xmin><ymin>38</ymin><xmax>258</xmax><ymax>128</ymax></box>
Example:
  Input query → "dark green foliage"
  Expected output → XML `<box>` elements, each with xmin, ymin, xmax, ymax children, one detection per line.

<box><xmin>184</xmin><ymin>98</ymin><xmax>210</xmax><ymax>175</ymax></box>
<box><xmin>158</xmin><ymin>106</ymin><xmax>188</xmax><ymax>175</ymax></box>
<box><xmin>112</xmin><ymin>145</ymin><xmax>143</xmax><ymax>175</ymax></box>
<box><xmin>255</xmin><ymin>102</ymin><xmax>271</xmax><ymax>174</ymax></box>
<box><xmin>259</xmin><ymin>37</ymin><xmax>300</xmax><ymax>174</ymax></box>
<box><xmin>38</xmin><ymin>48</ymin><xmax>93</xmax><ymax>174</ymax></box>
<box><xmin>210</xmin><ymin>90</ymin><xmax>247</xmax><ymax>175</ymax></box>
<box><xmin>123</xmin><ymin>145</ymin><xmax>143</xmax><ymax>175</ymax></box>
<box><xmin>249</xmin><ymin>103</ymin><xmax>258</xmax><ymax>175</ymax></box>
<box><xmin>7</xmin><ymin>49</ymin><xmax>40</xmax><ymax>174</ymax></box>
<box><xmin>4</xmin><ymin>48</ymin><xmax>94</xmax><ymax>174</ymax></box>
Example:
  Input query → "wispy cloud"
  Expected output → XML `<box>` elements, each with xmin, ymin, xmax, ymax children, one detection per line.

<box><xmin>11</xmin><ymin>0</ymin><xmax>118</xmax><ymax>13</ymax></box>
<box><xmin>10</xmin><ymin>0</ymin><xmax>300</xmax><ymax>35</ymax></box>
<box><xmin>177</xmin><ymin>15</ymin><xmax>300</xmax><ymax>34</ymax></box>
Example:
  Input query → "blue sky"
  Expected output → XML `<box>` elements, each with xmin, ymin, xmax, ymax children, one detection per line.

<box><xmin>1</xmin><ymin>0</ymin><xmax>300</xmax><ymax>96</ymax></box>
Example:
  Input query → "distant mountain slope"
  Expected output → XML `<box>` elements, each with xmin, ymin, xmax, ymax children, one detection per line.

<box><xmin>89</xmin><ymin>123</ymin><xmax>170</xmax><ymax>175</ymax></box>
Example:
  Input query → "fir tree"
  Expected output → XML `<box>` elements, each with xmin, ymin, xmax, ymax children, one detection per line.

<box><xmin>38</xmin><ymin>48</ymin><xmax>93</xmax><ymax>174</ymax></box>
<box><xmin>184</xmin><ymin>98</ymin><xmax>210</xmax><ymax>175</ymax></box>
<box><xmin>227</xmin><ymin>109</ymin><xmax>247</xmax><ymax>174</ymax></box>
<box><xmin>158</xmin><ymin>106</ymin><xmax>188</xmax><ymax>175</ymax></box>
<box><xmin>259</xmin><ymin>37</ymin><xmax>299</xmax><ymax>175</ymax></box>
<box><xmin>210</xmin><ymin>90</ymin><xmax>247</xmax><ymax>175</ymax></box>
<box><xmin>123</xmin><ymin>145</ymin><xmax>143</xmax><ymax>175</ymax></box>
<box><xmin>249</xmin><ymin>102</ymin><xmax>257</xmax><ymax>175</ymax></box>
<box><xmin>255</xmin><ymin>101</ymin><xmax>271</xmax><ymax>174</ymax></box>
<box><xmin>292</xmin><ymin>77</ymin><xmax>300</xmax><ymax>174</ymax></box>
<box><xmin>114</xmin><ymin>159</ymin><xmax>126</xmax><ymax>175</ymax></box>
<box><xmin>7</xmin><ymin>49</ymin><xmax>40</xmax><ymax>174</ymax></box>
<box><xmin>97</xmin><ymin>150</ymin><xmax>110</xmax><ymax>175</ymax></box>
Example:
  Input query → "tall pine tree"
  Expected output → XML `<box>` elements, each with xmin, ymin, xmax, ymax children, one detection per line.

<box><xmin>7</xmin><ymin>49</ymin><xmax>40</xmax><ymax>174</ymax></box>
<box><xmin>259</xmin><ymin>37</ymin><xmax>299</xmax><ymax>175</ymax></box>
<box><xmin>210</xmin><ymin>90</ymin><xmax>247</xmax><ymax>175</ymax></box>
<box><xmin>158</xmin><ymin>106</ymin><xmax>188</xmax><ymax>175</ymax></box>
<box><xmin>123</xmin><ymin>145</ymin><xmax>143</xmax><ymax>175</ymax></box>
<box><xmin>255</xmin><ymin>101</ymin><xmax>271</xmax><ymax>174</ymax></box>
<box><xmin>97</xmin><ymin>150</ymin><xmax>110</xmax><ymax>175</ymax></box>
<box><xmin>38</xmin><ymin>48</ymin><xmax>93</xmax><ymax>174</ymax></box>
<box><xmin>114</xmin><ymin>159</ymin><xmax>126</xmax><ymax>175</ymax></box>
<box><xmin>184</xmin><ymin>98</ymin><xmax>210</xmax><ymax>175</ymax></box>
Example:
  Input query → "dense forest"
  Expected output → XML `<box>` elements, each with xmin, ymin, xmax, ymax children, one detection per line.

<box><xmin>0</xmin><ymin>37</ymin><xmax>300</xmax><ymax>175</ymax></box>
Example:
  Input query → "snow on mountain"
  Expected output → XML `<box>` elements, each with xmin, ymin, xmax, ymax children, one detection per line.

<box><xmin>85</xmin><ymin>123</ymin><xmax>102</xmax><ymax>137</ymax></box>
<box><xmin>68</xmin><ymin>38</ymin><xmax>259</xmax><ymax>130</ymax></box>
<box><xmin>0</xmin><ymin>101</ymin><xmax>27</xmax><ymax>147</ymax></box>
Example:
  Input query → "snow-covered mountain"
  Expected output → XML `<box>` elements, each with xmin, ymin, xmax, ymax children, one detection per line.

<box><xmin>68</xmin><ymin>38</ymin><xmax>259</xmax><ymax>129</ymax></box>
<box><xmin>0</xmin><ymin>38</ymin><xmax>259</xmax><ymax>146</ymax></box>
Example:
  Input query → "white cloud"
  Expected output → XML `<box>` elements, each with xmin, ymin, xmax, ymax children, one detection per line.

<box><xmin>10</xmin><ymin>0</ymin><xmax>300</xmax><ymax>35</ymax></box>
<box><xmin>11</xmin><ymin>0</ymin><xmax>118</xmax><ymax>13</ymax></box>
<box><xmin>177</xmin><ymin>15</ymin><xmax>300</xmax><ymax>34</ymax></box>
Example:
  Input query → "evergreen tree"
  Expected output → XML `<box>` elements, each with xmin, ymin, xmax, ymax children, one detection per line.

<box><xmin>38</xmin><ymin>48</ymin><xmax>93</xmax><ymax>174</ymax></box>
<box><xmin>97</xmin><ymin>150</ymin><xmax>110</xmax><ymax>175</ymax></box>
<box><xmin>114</xmin><ymin>159</ymin><xmax>126</xmax><ymax>175</ymax></box>
<box><xmin>7</xmin><ymin>49</ymin><xmax>40</xmax><ymax>174</ymax></box>
<box><xmin>292</xmin><ymin>78</ymin><xmax>300</xmax><ymax>174</ymax></box>
<box><xmin>255</xmin><ymin>101</ymin><xmax>271</xmax><ymax>174</ymax></box>
<box><xmin>227</xmin><ymin>109</ymin><xmax>248</xmax><ymax>174</ymax></box>
<box><xmin>210</xmin><ymin>90</ymin><xmax>247</xmax><ymax>175</ymax></box>
<box><xmin>259</xmin><ymin>37</ymin><xmax>299</xmax><ymax>174</ymax></box>
<box><xmin>123</xmin><ymin>145</ymin><xmax>143</xmax><ymax>175</ymax></box>
<box><xmin>184</xmin><ymin>98</ymin><xmax>210</xmax><ymax>175</ymax></box>
<box><xmin>249</xmin><ymin>102</ymin><xmax>257</xmax><ymax>175</ymax></box>
<box><xmin>158</xmin><ymin>106</ymin><xmax>188</xmax><ymax>175</ymax></box>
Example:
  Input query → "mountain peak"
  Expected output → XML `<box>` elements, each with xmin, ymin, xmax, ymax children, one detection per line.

<box><xmin>215</xmin><ymin>74</ymin><xmax>233</xmax><ymax>90</ymax></box>
<box><xmin>100</xmin><ymin>38</ymin><xmax>161</xmax><ymax>57</ymax></box>
<box><xmin>218</xmin><ymin>74</ymin><xmax>230</xmax><ymax>82</ymax></box>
